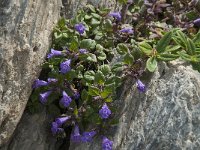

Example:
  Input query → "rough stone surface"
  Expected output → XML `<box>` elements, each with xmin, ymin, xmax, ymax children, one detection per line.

<box><xmin>69</xmin><ymin>61</ymin><xmax>200</xmax><ymax>150</ymax></box>
<box><xmin>0</xmin><ymin>0</ymin><xmax>118</xmax><ymax>149</ymax></box>
<box><xmin>0</xmin><ymin>0</ymin><xmax>62</xmax><ymax>146</ymax></box>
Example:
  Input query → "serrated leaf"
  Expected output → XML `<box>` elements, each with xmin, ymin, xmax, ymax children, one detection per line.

<box><xmin>84</xmin><ymin>70</ymin><xmax>95</xmax><ymax>81</ymax></box>
<box><xmin>80</xmin><ymin>39</ymin><xmax>96</xmax><ymax>50</ymax></box>
<box><xmin>156</xmin><ymin>31</ymin><xmax>172</xmax><ymax>53</ymax></box>
<box><xmin>86</xmin><ymin>53</ymin><xmax>97</xmax><ymax>62</ymax></box>
<box><xmin>94</xmin><ymin>71</ymin><xmax>105</xmax><ymax>84</ymax></box>
<box><xmin>123</xmin><ymin>53</ymin><xmax>134</xmax><ymax>65</ymax></box>
<box><xmin>116</xmin><ymin>43</ymin><xmax>129</xmax><ymax>55</ymax></box>
<box><xmin>99</xmin><ymin>65</ymin><xmax>111</xmax><ymax>75</ymax></box>
<box><xmin>91</xmin><ymin>18</ymin><xmax>101</xmax><ymax>26</ymax></box>
<box><xmin>88</xmin><ymin>86</ymin><xmax>100</xmax><ymax>96</ymax></box>
<box><xmin>96</xmin><ymin>44</ymin><xmax>104</xmax><ymax>51</ymax></box>
<box><xmin>139</xmin><ymin>41</ymin><xmax>152</xmax><ymax>55</ymax></box>
<box><xmin>112</xmin><ymin>63</ymin><xmax>124</xmax><ymax>72</ymax></box>
<box><xmin>146</xmin><ymin>57</ymin><xmax>157</xmax><ymax>72</ymax></box>
<box><xmin>97</xmin><ymin>51</ymin><xmax>107</xmax><ymax>60</ymax></box>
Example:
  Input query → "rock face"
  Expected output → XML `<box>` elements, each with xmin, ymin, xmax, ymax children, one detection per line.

<box><xmin>0</xmin><ymin>0</ymin><xmax>62</xmax><ymax>146</ymax></box>
<box><xmin>69</xmin><ymin>61</ymin><xmax>200</xmax><ymax>150</ymax></box>
<box><xmin>0</xmin><ymin>0</ymin><xmax>118</xmax><ymax>149</ymax></box>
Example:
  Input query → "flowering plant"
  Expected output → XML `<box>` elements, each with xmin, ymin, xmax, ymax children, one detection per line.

<box><xmin>29</xmin><ymin>1</ymin><xmax>200</xmax><ymax>149</ymax></box>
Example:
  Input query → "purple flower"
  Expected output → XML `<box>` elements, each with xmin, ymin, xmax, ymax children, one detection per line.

<box><xmin>39</xmin><ymin>91</ymin><xmax>52</xmax><ymax>104</ymax></box>
<box><xmin>59</xmin><ymin>91</ymin><xmax>72</xmax><ymax>107</ymax></box>
<box><xmin>55</xmin><ymin>116</ymin><xmax>71</xmax><ymax>126</ymax></box>
<box><xmin>194</xmin><ymin>18</ymin><xmax>200</xmax><ymax>27</ymax></box>
<box><xmin>47</xmin><ymin>48</ymin><xmax>62</xmax><ymax>59</ymax></box>
<box><xmin>99</xmin><ymin>103</ymin><xmax>111</xmax><ymax>119</ymax></box>
<box><xmin>79</xmin><ymin>49</ymin><xmax>88</xmax><ymax>54</ymax></box>
<box><xmin>81</xmin><ymin>131</ymin><xmax>97</xmax><ymax>142</ymax></box>
<box><xmin>51</xmin><ymin>122</ymin><xmax>64</xmax><ymax>135</ymax></box>
<box><xmin>102</xmin><ymin>137</ymin><xmax>113</xmax><ymax>150</ymax></box>
<box><xmin>60</xmin><ymin>59</ymin><xmax>71</xmax><ymax>74</ymax></box>
<box><xmin>74</xmin><ymin>23</ymin><xmax>86</xmax><ymax>35</ymax></box>
<box><xmin>120</xmin><ymin>28</ymin><xmax>134</xmax><ymax>34</ymax></box>
<box><xmin>71</xmin><ymin>125</ymin><xmax>82</xmax><ymax>142</ymax></box>
<box><xmin>109</xmin><ymin>12</ymin><xmax>121</xmax><ymax>21</ymax></box>
<box><xmin>47</xmin><ymin>78</ymin><xmax>58</xmax><ymax>83</ymax></box>
<box><xmin>74</xmin><ymin>91</ymin><xmax>80</xmax><ymax>100</ymax></box>
<box><xmin>136</xmin><ymin>79</ymin><xmax>145</xmax><ymax>92</ymax></box>
<box><xmin>32</xmin><ymin>79</ymin><xmax>48</xmax><ymax>89</ymax></box>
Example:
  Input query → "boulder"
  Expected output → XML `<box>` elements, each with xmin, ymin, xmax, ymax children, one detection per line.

<box><xmin>0</xmin><ymin>0</ymin><xmax>62</xmax><ymax>146</ymax></box>
<box><xmin>69</xmin><ymin>61</ymin><xmax>200</xmax><ymax>150</ymax></box>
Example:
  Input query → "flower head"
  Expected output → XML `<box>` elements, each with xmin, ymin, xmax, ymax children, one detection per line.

<box><xmin>75</xmin><ymin>23</ymin><xmax>86</xmax><ymax>35</ymax></box>
<box><xmin>51</xmin><ymin>122</ymin><xmax>64</xmax><ymax>135</ymax></box>
<box><xmin>74</xmin><ymin>91</ymin><xmax>80</xmax><ymax>100</ymax></box>
<box><xmin>70</xmin><ymin>125</ymin><xmax>82</xmax><ymax>142</ymax></box>
<box><xmin>109</xmin><ymin>12</ymin><xmax>121</xmax><ymax>21</ymax></box>
<box><xmin>120</xmin><ymin>28</ymin><xmax>134</xmax><ymax>34</ymax></box>
<box><xmin>60</xmin><ymin>59</ymin><xmax>71</xmax><ymax>74</ymax></box>
<box><xmin>55</xmin><ymin>116</ymin><xmax>71</xmax><ymax>126</ymax></box>
<box><xmin>81</xmin><ymin>131</ymin><xmax>96</xmax><ymax>142</ymax></box>
<box><xmin>47</xmin><ymin>48</ymin><xmax>62</xmax><ymax>59</ymax></box>
<box><xmin>79</xmin><ymin>49</ymin><xmax>88</xmax><ymax>54</ymax></box>
<box><xmin>194</xmin><ymin>18</ymin><xmax>200</xmax><ymax>27</ymax></box>
<box><xmin>47</xmin><ymin>78</ymin><xmax>58</xmax><ymax>83</ymax></box>
<box><xmin>59</xmin><ymin>91</ymin><xmax>72</xmax><ymax>107</ymax></box>
<box><xmin>39</xmin><ymin>91</ymin><xmax>52</xmax><ymax>104</ymax></box>
<box><xmin>32</xmin><ymin>79</ymin><xmax>48</xmax><ymax>89</ymax></box>
<box><xmin>99</xmin><ymin>103</ymin><xmax>111</xmax><ymax>119</ymax></box>
<box><xmin>136</xmin><ymin>79</ymin><xmax>145</xmax><ymax>92</ymax></box>
<box><xmin>102</xmin><ymin>137</ymin><xmax>113</xmax><ymax>150</ymax></box>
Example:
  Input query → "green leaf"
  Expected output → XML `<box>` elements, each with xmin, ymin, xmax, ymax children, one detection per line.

<box><xmin>96</xmin><ymin>44</ymin><xmax>104</xmax><ymax>51</ymax></box>
<box><xmin>105</xmin><ymin>97</ymin><xmax>113</xmax><ymax>103</ymax></box>
<box><xmin>80</xmin><ymin>39</ymin><xmax>96</xmax><ymax>50</ymax></box>
<box><xmin>94</xmin><ymin>71</ymin><xmax>105</xmax><ymax>84</ymax></box>
<box><xmin>175</xmin><ymin>30</ymin><xmax>188</xmax><ymax>48</ymax></box>
<box><xmin>66</xmin><ymin>69</ymin><xmax>77</xmax><ymax>81</ymax></box>
<box><xmin>178</xmin><ymin>52</ymin><xmax>192</xmax><ymax>61</ymax></box>
<box><xmin>99</xmin><ymin>65</ymin><xmax>111</xmax><ymax>75</ymax></box>
<box><xmin>84</xmin><ymin>14</ymin><xmax>92</xmax><ymax>20</ymax></box>
<box><xmin>157</xmin><ymin>53</ymin><xmax>179</xmax><ymax>61</ymax></box>
<box><xmin>193</xmin><ymin>31</ymin><xmax>200</xmax><ymax>44</ymax></box>
<box><xmin>123</xmin><ymin>53</ymin><xmax>134</xmax><ymax>65</ymax></box>
<box><xmin>156</xmin><ymin>31</ymin><xmax>173</xmax><ymax>53</ymax></box>
<box><xmin>91</xmin><ymin>13</ymin><xmax>101</xmax><ymax>19</ymax></box>
<box><xmin>88</xmin><ymin>86</ymin><xmax>100</xmax><ymax>96</ymax></box>
<box><xmin>104</xmin><ymin>19</ymin><xmax>113</xmax><ymax>32</ymax></box>
<box><xmin>81</xmin><ymin>89</ymin><xmax>88</xmax><ymax>101</ymax></box>
<box><xmin>118</xmin><ymin>0</ymin><xmax>128</xmax><ymax>4</ymax></box>
<box><xmin>112</xmin><ymin>63</ymin><xmax>124</xmax><ymax>72</ymax></box>
<box><xmin>97</xmin><ymin>51</ymin><xmax>107</xmax><ymax>60</ymax></box>
<box><xmin>116</xmin><ymin>43</ymin><xmax>129</xmax><ymax>55</ymax></box>
<box><xmin>187</xmin><ymin>38</ymin><xmax>196</xmax><ymax>55</ymax></box>
<box><xmin>58</xmin><ymin>18</ymin><xmax>66</xmax><ymax>28</ymax></box>
<box><xmin>86</xmin><ymin>53</ymin><xmax>97</xmax><ymax>62</ymax></box>
<box><xmin>87</xmin><ymin>4</ymin><xmax>96</xmax><ymax>12</ymax></box>
<box><xmin>91</xmin><ymin>18</ymin><xmax>101</xmax><ymax>26</ymax></box>
<box><xmin>138</xmin><ymin>41</ymin><xmax>152</xmax><ymax>55</ymax></box>
<box><xmin>84</xmin><ymin>70</ymin><xmax>95</xmax><ymax>81</ymax></box>
<box><xmin>70</xmin><ymin>38</ymin><xmax>79</xmax><ymax>52</ymax></box>
<box><xmin>165</xmin><ymin>45</ymin><xmax>181</xmax><ymax>52</ymax></box>
<box><xmin>146</xmin><ymin>57</ymin><xmax>157</xmax><ymax>72</ymax></box>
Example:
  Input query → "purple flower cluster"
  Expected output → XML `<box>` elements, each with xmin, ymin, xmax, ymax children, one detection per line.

<box><xmin>120</xmin><ymin>28</ymin><xmax>134</xmax><ymax>34</ymax></box>
<box><xmin>51</xmin><ymin>116</ymin><xmax>70</xmax><ymax>135</ymax></box>
<box><xmin>102</xmin><ymin>137</ymin><xmax>113</xmax><ymax>150</ymax></box>
<box><xmin>32</xmin><ymin>79</ymin><xmax>48</xmax><ymax>89</ymax></box>
<box><xmin>60</xmin><ymin>59</ymin><xmax>71</xmax><ymax>74</ymax></box>
<box><xmin>70</xmin><ymin>125</ymin><xmax>96</xmax><ymax>143</ymax></box>
<box><xmin>47</xmin><ymin>49</ymin><xmax>62</xmax><ymax>59</ymax></box>
<box><xmin>136</xmin><ymin>79</ymin><xmax>146</xmax><ymax>92</ymax></box>
<box><xmin>75</xmin><ymin>23</ymin><xmax>86</xmax><ymax>35</ymax></box>
<box><xmin>109</xmin><ymin>12</ymin><xmax>121</xmax><ymax>21</ymax></box>
<box><xmin>194</xmin><ymin>18</ymin><xmax>200</xmax><ymax>27</ymax></box>
<box><xmin>39</xmin><ymin>91</ymin><xmax>52</xmax><ymax>104</ymax></box>
<box><xmin>79</xmin><ymin>49</ymin><xmax>88</xmax><ymax>54</ymax></box>
<box><xmin>59</xmin><ymin>91</ymin><xmax>72</xmax><ymax>108</ymax></box>
<box><xmin>99</xmin><ymin>103</ymin><xmax>111</xmax><ymax>119</ymax></box>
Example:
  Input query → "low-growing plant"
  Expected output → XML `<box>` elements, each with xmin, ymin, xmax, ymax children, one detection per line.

<box><xmin>28</xmin><ymin>1</ymin><xmax>200</xmax><ymax>149</ymax></box>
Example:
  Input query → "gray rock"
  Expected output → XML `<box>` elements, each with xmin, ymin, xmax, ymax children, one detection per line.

<box><xmin>0</xmin><ymin>0</ymin><xmax>118</xmax><ymax>149</ymax></box>
<box><xmin>0</xmin><ymin>0</ymin><xmax>62</xmax><ymax>146</ymax></box>
<box><xmin>69</xmin><ymin>61</ymin><xmax>200</xmax><ymax>150</ymax></box>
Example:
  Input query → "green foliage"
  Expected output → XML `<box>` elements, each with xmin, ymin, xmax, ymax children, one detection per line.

<box><xmin>29</xmin><ymin>1</ymin><xmax>200</xmax><ymax>147</ymax></box>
